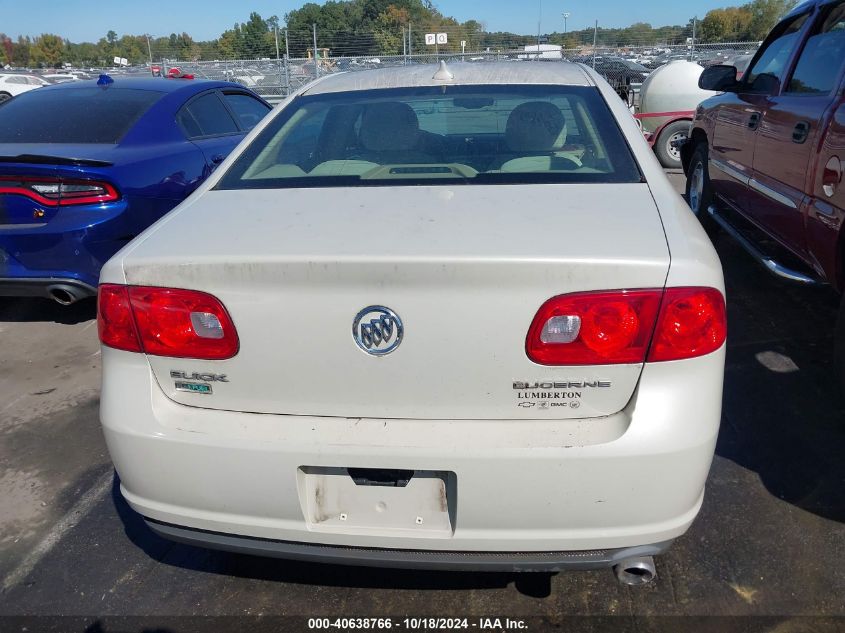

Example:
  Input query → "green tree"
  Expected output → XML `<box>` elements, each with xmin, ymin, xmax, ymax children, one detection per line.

<box><xmin>622</xmin><ymin>22</ymin><xmax>657</xmax><ymax>45</ymax></box>
<box><xmin>0</xmin><ymin>34</ymin><xmax>12</xmax><ymax>66</ymax></box>
<box><xmin>745</xmin><ymin>0</ymin><xmax>798</xmax><ymax>40</ymax></box>
<box><xmin>241</xmin><ymin>12</ymin><xmax>273</xmax><ymax>58</ymax></box>
<box><xmin>30</xmin><ymin>33</ymin><xmax>65</xmax><ymax>66</ymax></box>
<box><xmin>373</xmin><ymin>5</ymin><xmax>410</xmax><ymax>54</ymax></box>
<box><xmin>217</xmin><ymin>26</ymin><xmax>243</xmax><ymax>58</ymax></box>
<box><xmin>14</xmin><ymin>36</ymin><xmax>32</xmax><ymax>66</ymax></box>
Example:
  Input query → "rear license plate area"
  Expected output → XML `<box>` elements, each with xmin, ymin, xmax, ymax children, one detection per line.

<box><xmin>298</xmin><ymin>467</ymin><xmax>455</xmax><ymax>538</ymax></box>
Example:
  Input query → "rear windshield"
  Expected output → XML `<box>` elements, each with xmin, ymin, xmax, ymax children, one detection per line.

<box><xmin>0</xmin><ymin>87</ymin><xmax>162</xmax><ymax>143</ymax></box>
<box><xmin>216</xmin><ymin>85</ymin><xmax>641</xmax><ymax>189</ymax></box>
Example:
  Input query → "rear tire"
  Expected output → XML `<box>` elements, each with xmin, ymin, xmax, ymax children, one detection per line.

<box><xmin>655</xmin><ymin>120</ymin><xmax>690</xmax><ymax>169</ymax></box>
<box><xmin>0</xmin><ymin>92</ymin><xmax>12</xmax><ymax>103</ymax></box>
<box><xmin>685</xmin><ymin>142</ymin><xmax>715</xmax><ymax>233</ymax></box>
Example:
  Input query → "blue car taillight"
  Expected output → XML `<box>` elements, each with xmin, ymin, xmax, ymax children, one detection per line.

<box><xmin>0</xmin><ymin>176</ymin><xmax>120</xmax><ymax>206</ymax></box>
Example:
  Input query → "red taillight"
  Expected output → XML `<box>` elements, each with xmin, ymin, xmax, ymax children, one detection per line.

<box><xmin>97</xmin><ymin>284</ymin><xmax>239</xmax><ymax>360</ymax></box>
<box><xmin>98</xmin><ymin>285</ymin><xmax>142</xmax><ymax>353</ymax></box>
<box><xmin>0</xmin><ymin>176</ymin><xmax>119</xmax><ymax>207</ymax></box>
<box><xmin>526</xmin><ymin>287</ymin><xmax>726</xmax><ymax>366</ymax></box>
<box><xmin>647</xmin><ymin>287</ymin><xmax>726</xmax><ymax>362</ymax></box>
<box><xmin>527</xmin><ymin>290</ymin><xmax>663</xmax><ymax>365</ymax></box>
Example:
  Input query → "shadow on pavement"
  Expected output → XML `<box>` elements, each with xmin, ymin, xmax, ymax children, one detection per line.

<box><xmin>714</xmin><ymin>234</ymin><xmax>845</xmax><ymax>524</ymax></box>
<box><xmin>717</xmin><ymin>339</ymin><xmax>845</xmax><ymax>524</ymax></box>
<box><xmin>0</xmin><ymin>296</ymin><xmax>97</xmax><ymax>324</ymax></box>
<box><xmin>110</xmin><ymin>476</ymin><xmax>555</xmax><ymax>598</ymax></box>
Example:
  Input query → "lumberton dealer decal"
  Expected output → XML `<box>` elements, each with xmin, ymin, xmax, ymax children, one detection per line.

<box><xmin>513</xmin><ymin>380</ymin><xmax>611</xmax><ymax>410</ymax></box>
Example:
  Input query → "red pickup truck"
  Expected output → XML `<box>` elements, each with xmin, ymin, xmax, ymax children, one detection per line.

<box><xmin>682</xmin><ymin>0</ymin><xmax>845</xmax><ymax>390</ymax></box>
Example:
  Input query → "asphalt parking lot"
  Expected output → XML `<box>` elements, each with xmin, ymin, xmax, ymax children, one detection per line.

<box><xmin>1</xmin><ymin>171</ymin><xmax>843</xmax><ymax>630</ymax></box>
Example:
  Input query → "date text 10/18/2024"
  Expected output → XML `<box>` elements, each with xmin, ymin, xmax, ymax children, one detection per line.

<box><xmin>308</xmin><ymin>618</ymin><xmax>528</xmax><ymax>630</ymax></box>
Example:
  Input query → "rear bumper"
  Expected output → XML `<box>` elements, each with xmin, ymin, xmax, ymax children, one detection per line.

<box><xmin>101</xmin><ymin>346</ymin><xmax>724</xmax><ymax>561</ymax></box>
<box><xmin>0</xmin><ymin>197</ymin><xmax>150</xmax><ymax>290</ymax></box>
<box><xmin>0</xmin><ymin>276</ymin><xmax>96</xmax><ymax>301</ymax></box>
<box><xmin>146</xmin><ymin>519</ymin><xmax>673</xmax><ymax>572</ymax></box>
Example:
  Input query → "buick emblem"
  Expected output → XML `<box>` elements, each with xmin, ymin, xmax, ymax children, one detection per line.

<box><xmin>352</xmin><ymin>306</ymin><xmax>403</xmax><ymax>356</ymax></box>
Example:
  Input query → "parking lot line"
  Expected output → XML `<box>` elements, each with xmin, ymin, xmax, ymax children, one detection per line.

<box><xmin>1</xmin><ymin>469</ymin><xmax>113</xmax><ymax>591</ymax></box>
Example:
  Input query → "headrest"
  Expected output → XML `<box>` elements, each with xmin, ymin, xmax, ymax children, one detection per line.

<box><xmin>359</xmin><ymin>102</ymin><xmax>420</xmax><ymax>151</ymax></box>
<box><xmin>505</xmin><ymin>101</ymin><xmax>567</xmax><ymax>152</ymax></box>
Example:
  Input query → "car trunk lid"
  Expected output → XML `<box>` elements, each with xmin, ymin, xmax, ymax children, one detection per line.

<box><xmin>0</xmin><ymin>143</ymin><xmax>115</xmax><ymax>226</ymax></box>
<box><xmin>123</xmin><ymin>183</ymin><xmax>670</xmax><ymax>420</ymax></box>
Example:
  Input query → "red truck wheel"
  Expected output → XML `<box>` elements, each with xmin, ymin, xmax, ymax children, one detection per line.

<box><xmin>685</xmin><ymin>143</ymin><xmax>715</xmax><ymax>233</ymax></box>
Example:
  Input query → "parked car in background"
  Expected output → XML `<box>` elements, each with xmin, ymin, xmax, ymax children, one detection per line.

<box><xmin>683</xmin><ymin>0</ymin><xmax>845</xmax><ymax>390</ymax></box>
<box><xmin>0</xmin><ymin>73</ymin><xmax>50</xmax><ymax>102</ymax></box>
<box><xmin>720</xmin><ymin>53</ymin><xmax>755</xmax><ymax>79</ymax></box>
<box><xmin>98</xmin><ymin>61</ymin><xmax>726</xmax><ymax>582</ymax></box>
<box><xmin>644</xmin><ymin>54</ymin><xmax>689</xmax><ymax>70</ymax></box>
<box><xmin>40</xmin><ymin>73</ymin><xmax>80</xmax><ymax>84</ymax></box>
<box><xmin>0</xmin><ymin>75</ymin><xmax>271</xmax><ymax>303</ymax></box>
<box><xmin>592</xmin><ymin>58</ymin><xmax>651</xmax><ymax>101</ymax></box>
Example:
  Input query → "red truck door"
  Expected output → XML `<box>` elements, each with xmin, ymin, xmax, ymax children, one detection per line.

<box><xmin>805</xmin><ymin>14</ymin><xmax>845</xmax><ymax>288</ymax></box>
<box><xmin>749</xmin><ymin>2</ymin><xmax>845</xmax><ymax>257</ymax></box>
<box><xmin>806</xmin><ymin>96</ymin><xmax>845</xmax><ymax>287</ymax></box>
<box><xmin>709</xmin><ymin>11</ymin><xmax>812</xmax><ymax>216</ymax></box>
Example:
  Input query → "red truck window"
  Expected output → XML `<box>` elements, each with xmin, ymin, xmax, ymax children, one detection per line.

<box><xmin>787</xmin><ymin>2</ymin><xmax>845</xmax><ymax>95</ymax></box>
<box><xmin>744</xmin><ymin>12</ymin><xmax>810</xmax><ymax>92</ymax></box>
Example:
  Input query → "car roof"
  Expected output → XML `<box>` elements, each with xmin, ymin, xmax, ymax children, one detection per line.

<box><xmin>37</xmin><ymin>77</ymin><xmax>244</xmax><ymax>95</ymax></box>
<box><xmin>304</xmin><ymin>61</ymin><xmax>593</xmax><ymax>95</ymax></box>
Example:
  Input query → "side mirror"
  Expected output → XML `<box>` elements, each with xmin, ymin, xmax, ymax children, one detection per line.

<box><xmin>699</xmin><ymin>65</ymin><xmax>739</xmax><ymax>92</ymax></box>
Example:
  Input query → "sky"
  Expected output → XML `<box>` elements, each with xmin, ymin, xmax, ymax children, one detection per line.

<box><xmin>1</xmin><ymin>0</ymin><xmax>735</xmax><ymax>41</ymax></box>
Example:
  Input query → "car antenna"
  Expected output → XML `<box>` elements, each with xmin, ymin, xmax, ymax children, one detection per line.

<box><xmin>432</xmin><ymin>60</ymin><xmax>454</xmax><ymax>81</ymax></box>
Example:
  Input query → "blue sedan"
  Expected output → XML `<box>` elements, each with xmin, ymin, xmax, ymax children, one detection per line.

<box><xmin>0</xmin><ymin>75</ymin><xmax>271</xmax><ymax>304</ymax></box>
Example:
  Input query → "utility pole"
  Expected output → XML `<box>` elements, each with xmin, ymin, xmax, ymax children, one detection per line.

<box><xmin>403</xmin><ymin>26</ymin><xmax>407</xmax><ymax>64</ymax></box>
<box><xmin>146</xmin><ymin>34</ymin><xmax>153</xmax><ymax>66</ymax></box>
<box><xmin>284</xmin><ymin>28</ymin><xmax>290</xmax><ymax>96</ymax></box>
<box><xmin>537</xmin><ymin>0</ymin><xmax>542</xmax><ymax>60</ymax></box>
<box><xmin>562</xmin><ymin>12</ymin><xmax>570</xmax><ymax>34</ymax></box>
<box><xmin>312</xmin><ymin>23</ymin><xmax>319</xmax><ymax>78</ymax></box>
<box><xmin>691</xmin><ymin>17</ymin><xmax>697</xmax><ymax>61</ymax></box>
<box><xmin>592</xmin><ymin>20</ymin><xmax>598</xmax><ymax>68</ymax></box>
<box><xmin>274</xmin><ymin>26</ymin><xmax>281</xmax><ymax>94</ymax></box>
<box><xmin>408</xmin><ymin>21</ymin><xmax>412</xmax><ymax>57</ymax></box>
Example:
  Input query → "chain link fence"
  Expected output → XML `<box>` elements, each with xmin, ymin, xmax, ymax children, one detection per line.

<box><xmin>158</xmin><ymin>40</ymin><xmax>758</xmax><ymax>103</ymax></box>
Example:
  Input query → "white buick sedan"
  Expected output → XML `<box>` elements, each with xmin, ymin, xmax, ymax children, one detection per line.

<box><xmin>98</xmin><ymin>62</ymin><xmax>725</xmax><ymax>583</ymax></box>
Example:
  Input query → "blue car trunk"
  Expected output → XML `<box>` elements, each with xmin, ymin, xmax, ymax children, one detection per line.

<box><xmin>0</xmin><ymin>144</ymin><xmax>117</xmax><ymax>226</ymax></box>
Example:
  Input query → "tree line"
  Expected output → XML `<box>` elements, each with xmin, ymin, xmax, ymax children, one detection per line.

<box><xmin>700</xmin><ymin>0</ymin><xmax>797</xmax><ymax>42</ymax></box>
<box><xmin>1</xmin><ymin>0</ymin><xmax>797</xmax><ymax>68</ymax></box>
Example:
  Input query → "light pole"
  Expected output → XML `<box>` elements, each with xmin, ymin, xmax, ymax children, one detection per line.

<box><xmin>537</xmin><ymin>0</ymin><xmax>542</xmax><ymax>58</ymax></box>
<box><xmin>562</xmin><ymin>12</ymin><xmax>570</xmax><ymax>34</ymax></box>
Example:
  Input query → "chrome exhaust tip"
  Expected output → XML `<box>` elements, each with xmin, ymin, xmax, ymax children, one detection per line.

<box><xmin>613</xmin><ymin>556</ymin><xmax>656</xmax><ymax>586</ymax></box>
<box><xmin>47</xmin><ymin>285</ymin><xmax>82</xmax><ymax>305</ymax></box>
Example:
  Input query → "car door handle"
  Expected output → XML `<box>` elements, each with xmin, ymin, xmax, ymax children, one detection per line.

<box><xmin>211</xmin><ymin>154</ymin><xmax>225</xmax><ymax>165</ymax></box>
<box><xmin>792</xmin><ymin>121</ymin><xmax>810</xmax><ymax>144</ymax></box>
<box><xmin>748</xmin><ymin>112</ymin><xmax>761</xmax><ymax>130</ymax></box>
